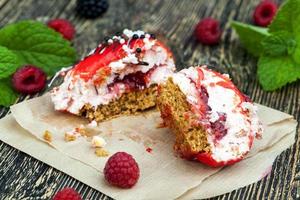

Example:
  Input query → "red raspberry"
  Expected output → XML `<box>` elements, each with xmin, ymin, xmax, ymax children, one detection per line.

<box><xmin>253</xmin><ymin>1</ymin><xmax>278</xmax><ymax>27</ymax></box>
<box><xmin>52</xmin><ymin>187</ymin><xmax>82</xmax><ymax>200</ymax></box>
<box><xmin>12</xmin><ymin>65</ymin><xmax>46</xmax><ymax>94</ymax></box>
<box><xmin>47</xmin><ymin>19</ymin><xmax>75</xmax><ymax>41</ymax></box>
<box><xmin>194</xmin><ymin>18</ymin><xmax>222</xmax><ymax>45</ymax></box>
<box><xmin>104</xmin><ymin>152</ymin><xmax>140</xmax><ymax>188</ymax></box>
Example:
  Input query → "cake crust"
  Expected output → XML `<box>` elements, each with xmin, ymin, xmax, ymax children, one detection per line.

<box><xmin>80</xmin><ymin>85</ymin><xmax>157</xmax><ymax>122</ymax></box>
<box><xmin>157</xmin><ymin>78</ymin><xmax>211</xmax><ymax>159</ymax></box>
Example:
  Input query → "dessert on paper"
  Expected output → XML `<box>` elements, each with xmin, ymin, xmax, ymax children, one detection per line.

<box><xmin>1</xmin><ymin>28</ymin><xmax>297</xmax><ymax>199</ymax></box>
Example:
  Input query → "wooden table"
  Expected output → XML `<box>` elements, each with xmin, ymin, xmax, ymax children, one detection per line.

<box><xmin>0</xmin><ymin>0</ymin><xmax>299</xmax><ymax>199</ymax></box>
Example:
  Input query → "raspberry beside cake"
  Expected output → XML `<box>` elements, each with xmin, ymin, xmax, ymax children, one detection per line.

<box><xmin>157</xmin><ymin>66</ymin><xmax>262</xmax><ymax>167</ymax></box>
<box><xmin>51</xmin><ymin>29</ymin><xmax>175</xmax><ymax>122</ymax></box>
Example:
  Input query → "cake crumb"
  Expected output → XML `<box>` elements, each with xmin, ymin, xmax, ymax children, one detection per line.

<box><xmin>95</xmin><ymin>148</ymin><xmax>109</xmax><ymax>157</ymax></box>
<box><xmin>91</xmin><ymin>136</ymin><xmax>106</xmax><ymax>148</ymax></box>
<box><xmin>64</xmin><ymin>132</ymin><xmax>77</xmax><ymax>142</ymax></box>
<box><xmin>43</xmin><ymin>130</ymin><xmax>52</xmax><ymax>142</ymax></box>
<box><xmin>75</xmin><ymin>126</ymin><xmax>87</xmax><ymax>136</ymax></box>
<box><xmin>74</xmin><ymin>125</ymin><xmax>98</xmax><ymax>137</ymax></box>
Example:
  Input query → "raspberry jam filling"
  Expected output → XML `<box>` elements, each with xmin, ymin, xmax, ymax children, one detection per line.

<box><xmin>198</xmin><ymin>86</ymin><xmax>227</xmax><ymax>142</ymax></box>
<box><xmin>197</xmin><ymin>85</ymin><xmax>211</xmax><ymax>113</ymax></box>
<box><xmin>108</xmin><ymin>71</ymin><xmax>147</xmax><ymax>92</ymax></box>
<box><xmin>211</xmin><ymin>113</ymin><xmax>227</xmax><ymax>141</ymax></box>
<box><xmin>107</xmin><ymin>64</ymin><xmax>159</xmax><ymax>92</ymax></box>
<box><xmin>186</xmin><ymin>71</ymin><xmax>229</xmax><ymax>142</ymax></box>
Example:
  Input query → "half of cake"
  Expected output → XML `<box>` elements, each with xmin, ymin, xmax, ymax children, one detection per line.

<box><xmin>51</xmin><ymin>29</ymin><xmax>175</xmax><ymax>122</ymax></box>
<box><xmin>157</xmin><ymin>66</ymin><xmax>262</xmax><ymax>167</ymax></box>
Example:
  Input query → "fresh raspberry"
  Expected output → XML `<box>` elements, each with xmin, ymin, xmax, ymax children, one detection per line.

<box><xmin>104</xmin><ymin>152</ymin><xmax>140</xmax><ymax>188</ymax></box>
<box><xmin>194</xmin><ymin>18</ymin><xmax>222</xmax><ymax>45</ymax></box>
<box><xmin>253</xmin><ymin>1</ymin><xmax>278</xmax><ymax>27</ymax></box>
<box><xmin>47</xmin><ymin>19</ymin><xmax>75</xmax><ymax>41</ymax></box>
<box><xmin>52</xmin><ymin>187</ymin><xmax>82</xmax><ymax>200</ymax></box>
<box><xmin>12</xmin><ymin>65</ymin><xmax>46</xmax><ymax>94</ymax></box>
<box><xmin>76</xmin><ymin>0</ymin><xmax>109</xmax><ymax>19</ymax></box>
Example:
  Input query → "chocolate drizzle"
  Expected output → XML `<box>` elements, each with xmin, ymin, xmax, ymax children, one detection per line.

<box><xmin>138</xmin><ymin>61</ymin><xmax>149</xmax><ymax>66</ymax></box>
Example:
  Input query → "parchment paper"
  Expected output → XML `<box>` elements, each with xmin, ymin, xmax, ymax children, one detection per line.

<box><xmin>0</xmin><ymin>93</ymin><xmax>296</xmax><ymax>199</ymax></box>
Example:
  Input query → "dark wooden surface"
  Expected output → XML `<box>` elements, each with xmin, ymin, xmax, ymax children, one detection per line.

<box><xmin>0</xmin><ymin>0</ymin><xmax>299</xmax><ymax>199</ymax></box>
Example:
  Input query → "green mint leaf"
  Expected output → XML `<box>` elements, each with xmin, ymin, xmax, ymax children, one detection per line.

<box><xmin>257</xmin><ymin>55</ymin><xmax>300</xmax><ymax>91</ymax></box>
<box><xmin>233</xmin><ymin>0</ymin><xmax>300</xmax><ymax>91</ymax></box>
<box><xmin>262</xmin><ymin>31</ymin><xmax>296</xmax><ymax>56</ymax></box>
<box><xmin>268</xmin><ymin>0</ymin><xmax>300</xmax><ymax>63</ymax></box>
<box><xmin>0</xmin><ymin>79</ymin><xmax>18</xmax><ymax>106</ymax></box>
<box><xmin>268</xmin><ymin>0</ymin><xmax>300</xmax><ymax>34</ymax></box>
<box><xmin>257</xmin><ymin>0</ymin><xmax>300</xmax><ymax>91</ymax></box>
<box><xmin>0</xmin><ymin>46</ymin><xmax>21</xmax><ymax>79</ymax></box>
<box><xmin>0</xmin><ymin>20</ymin><xmax>77</xmax><ymax>76</ymax></box>
<box><xmin>231</xmin><ymin>21</ymin><xmax>270</xmax><ymax>57</ymax></box>
<box><xmin>292</xmin><ymin>40</ymin><xmax>300</xmax><ymax>64</ymax></box>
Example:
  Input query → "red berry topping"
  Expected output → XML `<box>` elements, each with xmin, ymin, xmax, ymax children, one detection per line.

<box><xmin>104</xmin><ymin>152</ymin><xmax>140</xmax><ymax>188</ymax></box>
<box><xmin>47</xmin><ymin>19</ymin><xmax>75</xmax><ymax>41</ymax></box>
<box><xmin>12</xmin><ymin>65</ymin><xmax>46</xmax><ymax>94</ymax></box>
<box><xmin>53</xmin><ymin>187</ymin><xmax>82</xmax><ymax>200</ymax></box>
<box><xmin>194</xmin><ymin>18</ymin><xmax>222</xmax><ymax>45</ymax></box>
<box><xmin>196</xmin><ymin>152</ymin><xmax>243</xmax><ymax>167</ymax></box>
<box><xmin>253</xmin><ymin>1</ymin><xmax>278</xmax><ymax>27</ymax></box>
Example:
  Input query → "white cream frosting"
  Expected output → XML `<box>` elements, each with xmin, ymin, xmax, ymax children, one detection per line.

<box><xmin>51</xmin><ymin>30</ymin><xmax>175</xmax><ymax>114</ymax></box>
<box><xmin>87</xmin><ymin>120</ymin><xmax>98</xmax><ymax>128</ymax></box>
<box><xmin>172</xmin><ymin>66</ymin><xmax>262</xmax><ymax>162</ymax></box>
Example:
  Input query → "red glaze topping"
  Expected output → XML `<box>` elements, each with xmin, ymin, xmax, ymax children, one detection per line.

<box><xmin>196</xmin><ymin>152</ymin><xmax>243</xmax><ymax>167</ymax></box>
<box><xmin>196</xmin><ymin>67</ymin><xmax>204</xmax><ymax>88</ymax></box>
<box><xmin>73</xmin><ymin>42</ymin><xmax>126</xmax><ymax>81</ymax></box>
<box><xmin>72</xmin><ymin>38</ymin><xmax>156</xmax><ymax>82</ymax></box>
<box><xmin>205</xmin><ymin>68</ymin><xmax>249</xmax><ymax>102</ymax></box>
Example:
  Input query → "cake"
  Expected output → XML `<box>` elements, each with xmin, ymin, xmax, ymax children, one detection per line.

<box><xmin>51</xmin><ymin>29</ymin><xmax>175</xmax><ymax>122</ymax></box>
<box><xmin>157</xmin><ymin>66</ymin><xmax>262</xmax><ymax>167</ymax></box>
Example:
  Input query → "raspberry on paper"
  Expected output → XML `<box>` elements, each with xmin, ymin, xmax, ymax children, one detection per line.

<box><xmin>104</xmin><ymin>152</ymin><xmax>140</xmax><ymax>188</ymax></box>
<box><xmin>52</xmin><ymin>187</ymin><xmax>82</xmax><ymax>200</ymax></box>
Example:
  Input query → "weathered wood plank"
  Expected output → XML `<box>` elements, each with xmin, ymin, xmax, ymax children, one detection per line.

<box><xmin>0</xmin><ymin>0</ymin><xmax>299</xmax><ymax>199</ymax></box>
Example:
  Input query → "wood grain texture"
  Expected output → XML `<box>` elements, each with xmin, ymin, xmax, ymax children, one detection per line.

<box><xmin>0</xmin><ymin>0</ymin><xmax>299</xmax><ymax>199</ymax></box>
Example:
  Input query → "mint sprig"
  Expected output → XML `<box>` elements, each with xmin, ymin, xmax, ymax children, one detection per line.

<box><xmin>0</xmin><ymin>20</ymin><xmax>76</xmax><ymax>76</ymax></box>
<box><xmin>231</xmin><ymin>0</ymin><xmax>300</xmax><ymax>91</ymax></box>
<box><xmin>0</xmin><ymin>20</ymin><xmax>77</xmax><ymax>107</ymax></box>
<box><xmin>0</xmin><ymin>79</ymin><xmax>18</xmax><ymax>106</ymax></box>
<box><xmin>0</xmin><ymin>46</ymin><xmax>21</xmax><ymax>79</ymax></box>
<box><xmin>261</xmin><ymin>31</ymin><xmax>296</xmax><ymax>56</ymax></box>
<box><xmin>231</xmin><ymin>22</ymin><xmax>270</xmax><ymax>57</ymax></box>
